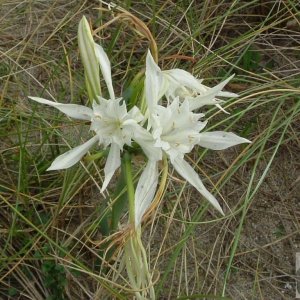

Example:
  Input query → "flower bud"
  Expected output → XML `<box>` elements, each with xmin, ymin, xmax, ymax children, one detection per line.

<box><xmin>78</xmin><ymin>16</ymin><xmax>101</xmax><ymax>102</ymax></box>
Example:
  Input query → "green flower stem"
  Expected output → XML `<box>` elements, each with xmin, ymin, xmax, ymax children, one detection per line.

<box><xmin>123</xmin><ymin>151</ymin><xmax>135</xmax><ymax>226</ymax></box>
<box><xmin>122</xmin><ymin>152</ymin><xmax>156</xmax><ymax>299</ymax></box>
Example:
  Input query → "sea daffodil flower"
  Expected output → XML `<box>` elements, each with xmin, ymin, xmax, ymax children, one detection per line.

<box><xmin>137</xmin><ymin>97</ymin><xmax>250</xmax><ymax>214</ymax></box>
<box><xmin>150</xmin><ymin>98</ymin><xmax>250</xmax><ymax>214</ymax></box>
<box><xmin>29</xmin><ymin>96</ymin><xmax>159</xmax><ymax>192</ymax></box>
<box><xmin>133</xmin><ymin>52</ymin><xmax>250</xmax><ymax>222</ymax></box>
<box><xmin>29</xmin><ymin>45</ymin><xmax>160</xmax><ymax>194</ymax></box>
<box><xmin>145</xmin><ymin>50</ymin><xmax>238</xmax><ymax>113</ymax></box>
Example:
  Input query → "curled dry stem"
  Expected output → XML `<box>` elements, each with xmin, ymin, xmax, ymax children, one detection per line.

<box><xmin>94</xmin><ymin>7</ymin><xmax>158</xmax><ymax>62</ymax></box>
<box><xmin>143</xmin><ymin>155</ymin><xmax>169</xmax><ymax>224</ymax></box>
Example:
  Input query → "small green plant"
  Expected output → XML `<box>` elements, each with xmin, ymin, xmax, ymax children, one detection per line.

<box><xmin>241</xmin><ymin>46</ymin><xmax>261</xmax><ymax>72</ymax></box>
<box><xmin>42</xmin><ymin>260</ymin><xmax>67</xmax><ymax>300</ymax></box>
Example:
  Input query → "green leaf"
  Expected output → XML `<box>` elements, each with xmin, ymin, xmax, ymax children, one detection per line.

<box><xmin>123</xmin><ymin>72</ymin><xmax>145</xmax><ymax>110</ymax></box>
<box><xmin>111</xmin><ymin>160</ymin><xmax>128</xmax><ymax>231</ymax></box>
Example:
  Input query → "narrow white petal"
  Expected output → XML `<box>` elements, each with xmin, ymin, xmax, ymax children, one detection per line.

<box><xmin>145</xmin><ymin>50</ymin><xmax>163</xmax><ymax>111</ymax></box>
<box><xmin>216</xmin><ymin>103</ymin><xmax>230</xmax><ymax>114</ymax></box>
<box><xmin>29</xmin><ymin>97</ymin><xmax>93</xmax><ymax>120</ymax></box>
<box><xmin>209</xmin><ymin>74</ymin><xmax>235</xmax><ymax>95</ymax></box>
<box><xmin>101</xmin><ymin>143</ymin><xmax>121</xmax><ymax>192</ymax></box>
<box><xmin>47</xmin><ymin>136</ymin><xmax>98</xmax><ymax>171</ymax></box>
<box><xmin>188</xmin><ymin>95</ymin><xmax>223</xmax><ymax>111</ymax></box>
<box><xmin>172</xmin><ymin>157</ymin><xmax>224</xmax><ymax>215</ymax></box>
<box><xmin>188</xmin><ymin>75</ymin><xmax>236</xmax><ymax>111</ymax></box>
<box><xmin>134</xmin><ymin>161</ymin><xmax>159</xmax><ymax>227</ymax></box>
<box><xmin>198</xmin><ymin>131</ymin><xmax>251</xmax><ymax>150</ymax></box>
<box><xmin>94</xmin><ymin>43</ymin><xmax>115</xmax><ymax>100</ymax></box>
<box><xmin>165</xmin><ymin>69</ymin><xmax>207</xmax><ymax>93</ymax></box>
<box><xmin>218</xmin><ymin>91</ymin><xmax>238</xmax><ymax>98</ymax></box>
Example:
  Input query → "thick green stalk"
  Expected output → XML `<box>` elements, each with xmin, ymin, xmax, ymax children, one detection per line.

<box><xmin>123</xmin><ymin>152</ymin><xmax>135</xmax><ymax>226</ymax></box>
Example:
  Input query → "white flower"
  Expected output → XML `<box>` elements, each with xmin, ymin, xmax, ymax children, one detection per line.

<box><xmin>134</xmin><ymin>52</ymin><xmax>250</xmax><ymax>224</ymax></box>
<box><xmin>29</xmin><ymin>45</ymin><xmax>161</xmax><ymax>194</ymax></box>
<box><xmin>145</xmin><ymin>50</ymin><xmax>238</xmax><ymax>113</ymax></box>
<box><xmin>140</xmin><ymin>97</ymin><xmax>251</xmax><ymax>216</ymax></box>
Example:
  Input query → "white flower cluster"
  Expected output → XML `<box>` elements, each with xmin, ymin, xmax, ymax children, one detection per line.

<box><xmin>29</xmin><ymin>18</ymin><xmax>250</xmax><ymax>228</ymax></box>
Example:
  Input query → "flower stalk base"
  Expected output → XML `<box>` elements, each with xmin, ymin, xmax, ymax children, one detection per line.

<box><xmin>124</xmin><ymin>228</ymin><xmax>155</xmax><ymax>300</ymax></box>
